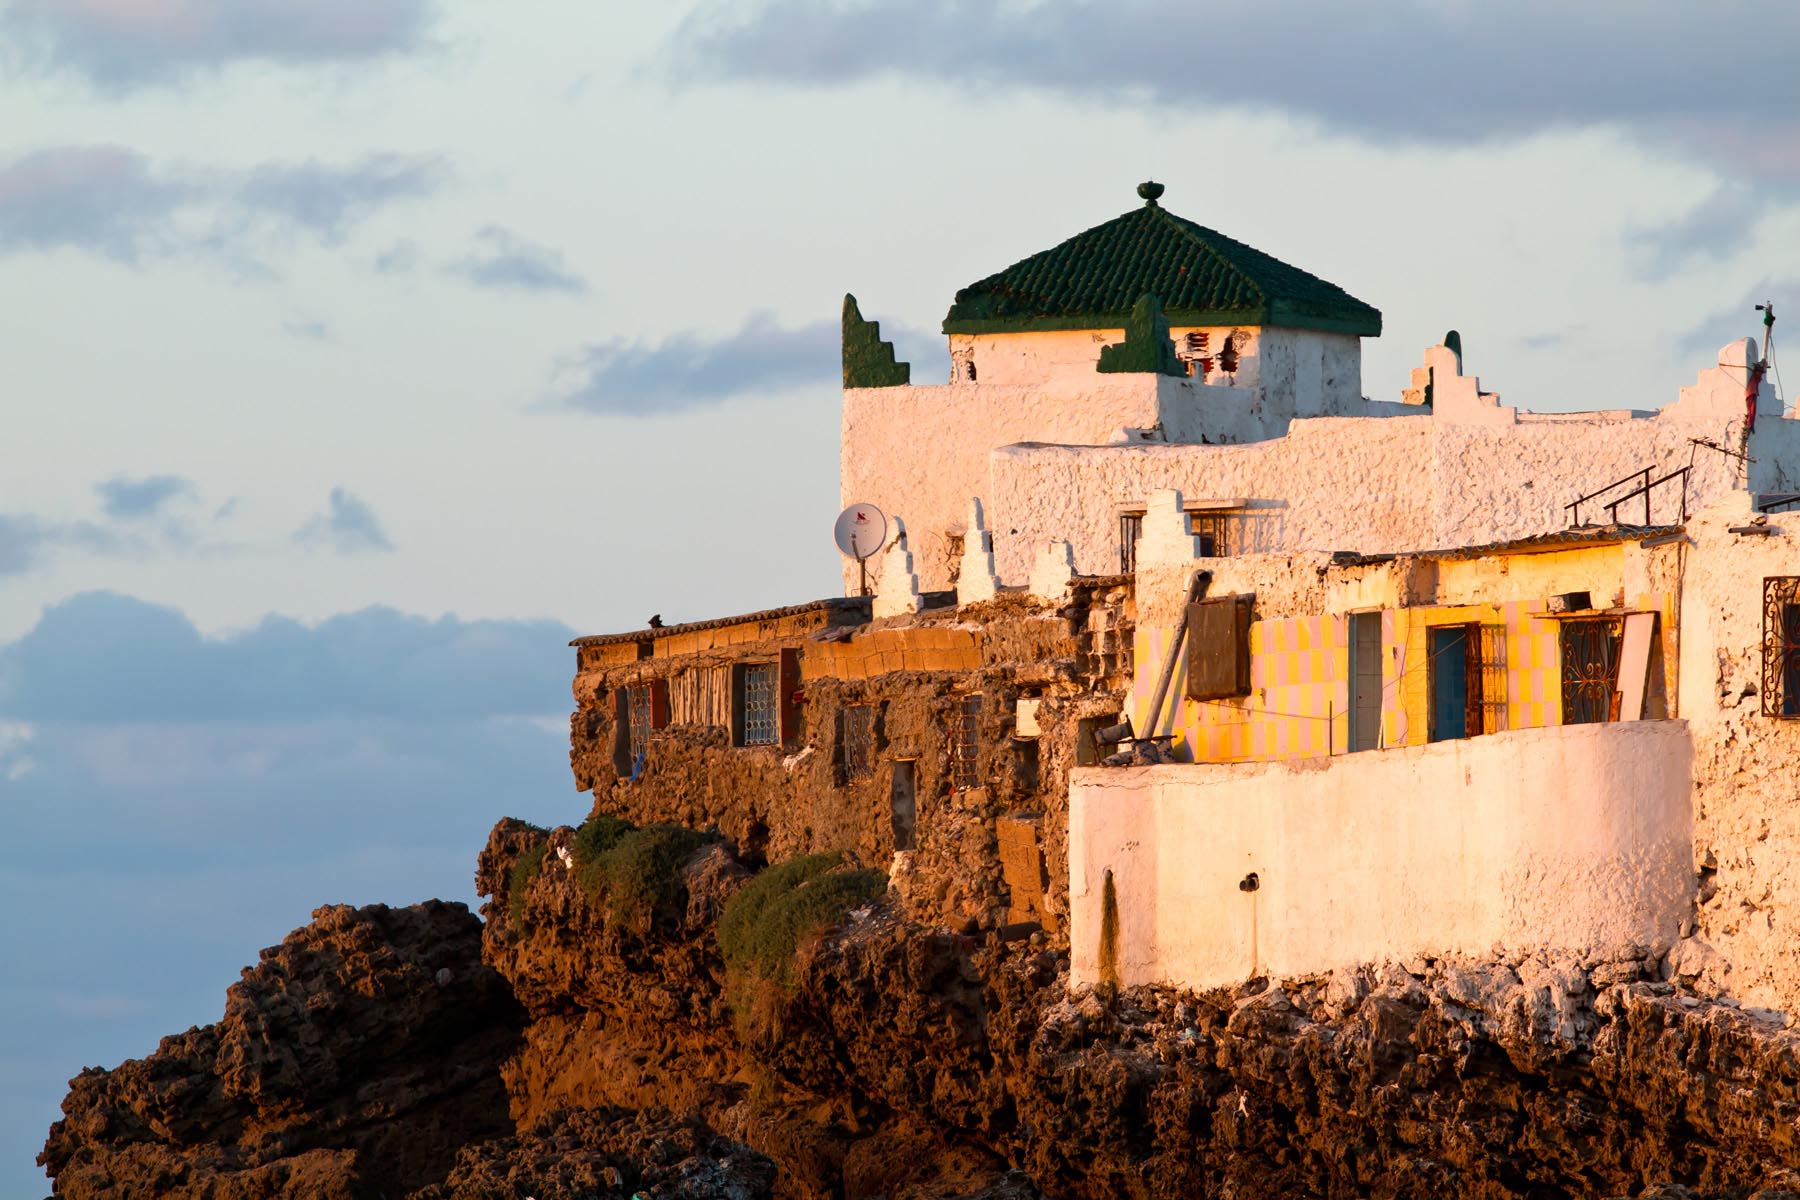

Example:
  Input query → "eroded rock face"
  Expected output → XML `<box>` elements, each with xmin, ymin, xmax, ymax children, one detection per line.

<box><xmin>39</xmin><ymin>900</ymin><xmax>525</xmax><ymax>1200</ymax></box>
<box><xmin>411</xmin><ymin>1106</ymin><xmax>776</xmax><ymax>1200</ymax></box>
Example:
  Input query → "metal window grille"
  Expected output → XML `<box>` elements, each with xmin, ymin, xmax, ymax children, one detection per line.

<box><xmin>1560</xmin><ymin>618</ymin><xmax>1623</xmax><ymax>725</ymax></box>
<box><xmin>628</xmin><ymin>683</ymin><xmax>655</xmax><ymax>749</ymax></box>
<box><xmin>837</xmin><ymin>705</ymin><xmax>874</xmax><ymax>784</ymax></box>
<box><xmin>1119</xmin><ymin>513</ymin><xmax>1143</xmax><ymax>573</ymax></box>
<box><xmin>1763</xmin><ymin>577</ymin><xmax>1800</xmax><ymax>717</ymax></box>
<box><xmin>1476</xmin><ymin>624</ymin><xmax>1508</xmax><ymax>733</ymax></box>
<box><xmin>741</xmin><ymin>663</ymin><xmax>779</xmax><ymax>746</ymax></box>
<box><xmin>951</xmin><ymin>694</ymin><xmax>982</xmax><ymax>791</ymax></box>
<box><xmin>1189</xmin><ymin>511</ymin><xmax>1237</xmax><ymax>557</ymax></box>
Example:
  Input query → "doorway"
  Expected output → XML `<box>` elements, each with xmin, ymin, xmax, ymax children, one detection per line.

<box><xmin>889</xmin><ymin>760</ymin><xmax>918</xmax><ymax>852</ymax></box>
<box><xmin>1348</xmin><ymin>613</ymin><xmax>1382</xmax><ymax>751</ymax></box>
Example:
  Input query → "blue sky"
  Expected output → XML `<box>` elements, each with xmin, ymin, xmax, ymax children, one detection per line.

<box><xmin>2</xmin><ymin>1</ymin><xmax>1797</xmax><ymax>1193</ymax></box>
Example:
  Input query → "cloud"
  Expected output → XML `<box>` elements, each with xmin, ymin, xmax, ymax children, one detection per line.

<box><xmin>95</xmin><ymin>474</ymin><xmax>194</xmax><ymax>520</ymax></box>
<box><xmin>0</xmin><ymin>591</ymin><xmax>577</xmax><ymax>723</ymax></box>
<box><xmin>549</xmin><ymin>311</ymin><xmax>943</xmax><ymax>416</ymax></box>
<box><xmin>665</xmin><ymin>1</ymin><xmax>1800</xmax><ymax>184</ymax></box>
<box><xmin>0</xmin><ymin>0</ymin><xmax>440</xmax><ymax>91</ymax></box>
<box><xmin>0</xmin><ymin>513</ymin><xmax>125</xmax><ymax>577</ymax></box>
<box><xmin>448</xmin><ymin>225</ymin><xmax>587</xmax><ymax>294</ymax></box>
<box><xmin>1627</xmin><ymin>186</ymin><xmax>1773</xmax><ymax>281</ymax></box>
<box><xmin>293</xmin><ymin>487</ymin><xmax>394</xmax><ymax>553</ymax></box>
<box><xmin>373</xmin><ymin>238</ymin><xmax>420</xmax><ymax>274</ymax></box>
<box><xmin>0</xmin><ymin>145</ymin><xmax>446</xmax><ymax>270</ymax></box>
<box><xmin>282</xmin><ymin>318</ymin><xmax>333</xmax><ymax>341</ymax></box>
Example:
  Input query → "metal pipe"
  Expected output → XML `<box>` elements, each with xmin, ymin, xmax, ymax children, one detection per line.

<box><xmin>1143</xmin><ymin>569</ymin><xmax>1212</xmax><ymax>744</ymax></box>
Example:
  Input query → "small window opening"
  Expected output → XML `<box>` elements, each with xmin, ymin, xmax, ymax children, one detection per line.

<box><xmin>1012</xmin><ymin>737</ymin><xmax>1040</xmax><ymax>796</ymax></box>
<box><xmin>836</xmin><ymin>704</ymin><xmax>875</xmax><ymax>785</ymax></box>
<box><xmin>1119</xmin><ymin>512</ymin><xmax>1143</xmax><ymax>573</ymax></box>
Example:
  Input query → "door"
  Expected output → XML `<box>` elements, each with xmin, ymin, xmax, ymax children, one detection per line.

<box><xmin>1349</xmin><ymin>612</ymin><xmax>1383</xmax><ymax>751</ymax></box>
<box><xmin>1429</xmin><ymin>625</ymin><xmax>1472</xmax><ymax>741</ymax></box>
<box><xmin>889</xmin><ymin>761</ymin><xmax>917</xmax><ymax>852</ymax></box>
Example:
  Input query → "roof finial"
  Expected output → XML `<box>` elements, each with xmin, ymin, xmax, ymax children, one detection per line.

<box><xmin>1137</xmin><ymin>180</ymin><xmax>1165</xmax><ymax>206</ymax></box>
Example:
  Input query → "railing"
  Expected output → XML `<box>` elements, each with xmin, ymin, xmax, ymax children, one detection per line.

<box><xmin>1565</xmin><ymin>466</ymin><xmax>1690</xmax><ymax>526</ymax></box>
<box><xmin>1757</xmin><ymin>494</ymin><xmax>1800</xmax><ymax>514</ymax></box>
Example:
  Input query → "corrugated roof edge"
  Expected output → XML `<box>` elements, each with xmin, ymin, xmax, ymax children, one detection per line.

<box><xmin>571</xmin><ymin>597</ymin><xmax>872</xmax><ymax>648</ymax></box>
<box><xmin>1329</xmin><ymin>524</ymin><xmax>1685</xmax><ymax>568</ymax></box>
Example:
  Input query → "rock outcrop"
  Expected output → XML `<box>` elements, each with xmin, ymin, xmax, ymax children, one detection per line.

<box><xmin>42</xmin><ymin>820</ymin><xmax>1800</xmax><ymax>1200</ymax></box>
<box><xmin>39</xmin><ymin>900</ymin><xmax>525</xmax><ymax>1199</ymax></box>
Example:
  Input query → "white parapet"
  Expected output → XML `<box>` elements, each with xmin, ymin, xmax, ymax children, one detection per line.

<box><xmin>873</xmin><ymin>517</ymin><xmax>922</xmax><ymax>619</ymax></box>
<box><xmin>957</xmin><ymin>497</ymin><xmax>1000</xmax><ymax>605</ymax></box>
<box><xmin>1027</xmin><ymin>540</ymin><xmax>1075</xmax><ymax>604</ymax></box>
<box><xmin>1068</xmin><ymin>720</ymin><xmax>1695</xmax><ymax>989</ymax></box>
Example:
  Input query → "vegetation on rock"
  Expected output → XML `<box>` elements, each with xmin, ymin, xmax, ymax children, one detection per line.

<box><xmin>568</xmin><ymin>813</ymin><xmax>715</xmax><ymax>933</ymax></box>
<box><xmin>719</xmin><ymin>851</ymin><xmax>887</xmax><ymax>985</ymax></box>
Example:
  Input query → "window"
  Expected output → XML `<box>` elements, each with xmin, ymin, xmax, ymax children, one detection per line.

<box><xmin>1764</xmin><ymin>577</ymin><xmax>1800</xmax><ymax>717</ymax></box>
<box><xmin>836</xmin><ymin>705</ymin><xmax>875</xmax><ymax>785</ymax></box>
<box><xmin>1119</xmin><ymin>512</ymin><xmax>1142</xmax><ymax>573</ymax></box>
<box><xmin>627</xmin><ymin>684</ymin><xmax>656</xmax><ymax>750</ymax></box>
<box><xmin>736</xmin><ymin>662</ymin><xmax>780</xmax><ymax>746</ymax></box>
<box><xmin>1012</xmin><ymin>737</ymin><xmax>1040</xmax><ymax>796</ymax></box>
<box><xmin>1189</xmin><ymin>510</ymin><xmax>1239</xmax><ymax>557</ymax></box>
<box><xmin>951</xmin><ymin>694</ymin><xmax>982</xmax><ymax>791</ymax></box>
<box><xmin>1428</xmin><ymin>623</ymin><xmax>1509</xmax><ymax>741</ymax></box>
<box><xmin>1560</xmin><ymin>618</ymin><xmax>1623</xmax><ymax>725</ymax></box>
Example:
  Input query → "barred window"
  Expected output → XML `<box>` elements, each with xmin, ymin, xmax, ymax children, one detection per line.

<box><xmin>739</xmin><ymin>662</ymin><xmax>779</xmax><ymax>746</ymax></box>
<box><xmin>1561</xmin><ymin>618</ymin><xmax>1624</xmax><ymax>725</ymax></box>
<box><xmin>1119</xmin><ymin>512</ymin><xmax>1142</xmax><ymax>573</ymax></box>
<box><xmin>1189</xmin><ymin>510</ymin><xmax>1244</xmax><ymax>558</ymax></box>
<box><xmin>627</xmin><ymin>684</ymin><xmax>655</xmax><ymax>750</ymax></box>
<box><xmin>951</xmin><ymin>694</ymin><xmax>982</xmax><ymax>791</ymax></box>
<box><xmin>1764</xmin><ymin>577</ymin><xmax>1800</xmax><ymax>717</ymax></box>
<box><xmin>837</xmin><ymin>705</ymin><xmax>874</xmax><ymax>785</ymax></box>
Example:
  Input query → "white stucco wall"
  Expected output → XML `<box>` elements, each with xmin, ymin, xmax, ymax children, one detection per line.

<box><xmin>1672</xmin><ymin>496</ymin><xmax>1800</xmax><ymax>1013</ymax></box>
<box><xmin>1068</xmin><ymin>721</ymin><xmax>1695</xmax><ymax>990</ymax></box>
<box><xmin>841</xmin><ymin>377</ymin><xmax>1164</xmax><ymax>592</ymax></box>
<box><xmin>986</xmin><ymin>405</ymin><xmax>1800</xmax><ymax>583</ymax></box>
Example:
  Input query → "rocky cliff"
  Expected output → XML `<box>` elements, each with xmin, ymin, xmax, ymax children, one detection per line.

<box><xmin>41</xmin><ymin>818</ymin><xmax>1800</xmax><ymax>1200</ymax></box>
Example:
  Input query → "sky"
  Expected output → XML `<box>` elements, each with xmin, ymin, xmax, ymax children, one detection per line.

<box><xmin>1</xmin><ymin>1</ymin><xmax>1797</xmax><ymax>1193</ymax></box>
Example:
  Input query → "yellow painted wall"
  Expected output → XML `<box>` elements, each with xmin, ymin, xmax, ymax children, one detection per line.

<box><xmin>1128</xmin><ymin>543</ymin><xmax>1671</xmax><ymax>764</ymax></box>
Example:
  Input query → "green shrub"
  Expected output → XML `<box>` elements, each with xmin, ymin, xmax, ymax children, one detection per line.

<box><xmin>569</xmin><ymin>813</ymin><xmax>636</xmax><ymax>899</ymax></box>
<box><xmin>507</xmin><ymin>842</ymin><xmax>549</xmax><ymax>933</ymax></box>
<box><xmin>718</xmin><ymin>852</ymin><xmax>887</xmax><ymax>985</ymax></box>
<box><xmin>583</xmin><ymin>820</ymin><xmax>709</xmax><ymax>935</ymax></box>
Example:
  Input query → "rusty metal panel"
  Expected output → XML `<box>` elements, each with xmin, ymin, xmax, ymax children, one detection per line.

<box><xmin>1186</xmin><ymin>595</ymin><xmax>1252</xmax><ymax>700</ymax></box>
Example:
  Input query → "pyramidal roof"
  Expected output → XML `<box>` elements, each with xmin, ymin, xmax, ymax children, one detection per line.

<box><xmin>941</xmin><ymin>182</ymin><xmax>1381</xmax><ymax>337</ymax></box>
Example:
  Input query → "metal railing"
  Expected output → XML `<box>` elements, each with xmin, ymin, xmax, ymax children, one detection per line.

<box><xmin>1565</xmin><ymin>465</ymin><xmax>1690</xmax><ymax>526</ymax></box>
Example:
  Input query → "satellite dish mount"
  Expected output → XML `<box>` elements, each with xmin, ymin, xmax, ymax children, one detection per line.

<box><xmin>833</xmin><ymin>503</ymin><xmax>889</xmax><ymax>597</ymax></box>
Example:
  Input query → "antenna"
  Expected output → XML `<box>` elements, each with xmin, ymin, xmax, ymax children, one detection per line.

<box><xmin>833</xmin><ymin>503</ymin><xmax>888</xmax><ymax>598</ymax></box>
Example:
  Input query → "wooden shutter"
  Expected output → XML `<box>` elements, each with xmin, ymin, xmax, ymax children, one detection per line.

<box><xmin>1186</xmin><ymin>595</ymin><xmax>1253</xmax><ymax>700</ymax></box>
<box><xmin>1461</xmin><ymin>623</ymin><xmax>1484</xmax><ymax>735</ymax></box>
<box><xmin>778</xmin><ymin>649</ymin><xmax>802</xmax><ymax>744</ymax></box>
<box><xmin>650</xmin><ymin>678</ymin><xmax>670</xmax><ymax>729</ymax></box>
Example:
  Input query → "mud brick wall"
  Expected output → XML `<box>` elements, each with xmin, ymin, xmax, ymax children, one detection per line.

<box><xmin>567</xmin><ymin>589</ymin><xmax>1133</xmax><ymax>939</ymax></box>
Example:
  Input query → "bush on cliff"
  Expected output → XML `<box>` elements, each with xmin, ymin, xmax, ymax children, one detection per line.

<box><xmin>718</xmin><ymin>851</ymin><xmax>887</xmax><ymax>987</ymax></box>
<box><xmin>569</xmin><ymin>812</ymin><xmax>714</xmax><ymax>933</ymax></box>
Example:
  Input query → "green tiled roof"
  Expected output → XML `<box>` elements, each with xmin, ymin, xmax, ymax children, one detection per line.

<box><xmin>942</xmin><ymin>185</ymin><xmax>1381</xmax><ymax>337</ymax></box>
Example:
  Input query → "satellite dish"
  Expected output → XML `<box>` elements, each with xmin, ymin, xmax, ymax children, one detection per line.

<box><xmin>834</xmin><ymin>503</ymin><xmax>888</xmax><ymax>560</ymax></box>
<box><xmin>834</xmin><ymin>503</ymin><xmax>888</xmax><ymax>598</ymax></box>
